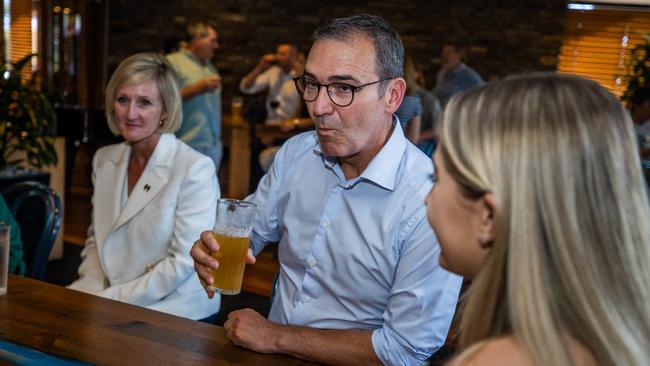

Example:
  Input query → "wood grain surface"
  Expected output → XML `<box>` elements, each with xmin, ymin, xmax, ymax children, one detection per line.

<box><xmin>0</xmin><ymin>275</ymin><xmax>315</xmax><ymax>365</ymax></box>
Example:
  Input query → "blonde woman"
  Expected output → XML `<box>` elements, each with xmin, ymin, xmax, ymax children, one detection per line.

<box><xmin>426</xmin><ymin>73</ymin><xmax>650</xmax><ymax>365</ymax></box>
<box><xmin>68</xmin><ymin>53</ymin><xmax>220</xmax><ymax>320</ymax></box>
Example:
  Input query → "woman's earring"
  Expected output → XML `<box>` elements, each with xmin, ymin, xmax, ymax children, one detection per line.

<box><xmin>159</xmin><ymin>119</ymin><xmax>165</xmax><ymax>127</ymax></box>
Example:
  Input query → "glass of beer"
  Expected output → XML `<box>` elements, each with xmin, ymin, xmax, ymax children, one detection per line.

<box><xmin>231</xmin><ymin>96</ymin><xmax>243</xmax><ymax>123</ymax></box>
<box><xmin>209</xmin><ymin>199</ymin><xmax>257</xmax><ymax>295</ymax></box>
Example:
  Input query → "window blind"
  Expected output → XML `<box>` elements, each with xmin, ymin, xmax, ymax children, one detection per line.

<box><xmin>558</xmin><ymin>6</ymin><xmax>650</xmax><ymax>97</ymax></box>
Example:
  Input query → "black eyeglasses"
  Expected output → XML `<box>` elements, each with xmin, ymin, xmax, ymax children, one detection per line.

<box><xmin>293</xmin><ymin>76</ymin><xmax>394</xmax><ymax>107</ymax></box>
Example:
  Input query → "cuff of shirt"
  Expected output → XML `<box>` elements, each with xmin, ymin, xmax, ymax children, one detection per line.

<box><xmin>371</xmin><ymin>325</ymin><xmax>433</xmax><ymax>366</ymax></box>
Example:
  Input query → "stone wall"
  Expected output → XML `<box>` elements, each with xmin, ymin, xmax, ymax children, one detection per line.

<box><xmin>108</xmin><ymin>0</ymin><xmax>567</xmax><ymax>104</ymax></box>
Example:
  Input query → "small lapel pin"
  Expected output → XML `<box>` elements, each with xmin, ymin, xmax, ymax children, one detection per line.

<box><xmin>143</xmin><ymin>184</ymin><xmax>151</xmax><ymax>192</ymax></box>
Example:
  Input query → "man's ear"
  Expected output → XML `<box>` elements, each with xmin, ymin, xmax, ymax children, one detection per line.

<box><xmin>477</xmin><ymin>192</ymin><xmax>496</xmax><ymax>248</ymax></box>
<box><xmin>386</xmin><ymin>77</ymin><xmax>406</xmax><ymax>114</ymax></box>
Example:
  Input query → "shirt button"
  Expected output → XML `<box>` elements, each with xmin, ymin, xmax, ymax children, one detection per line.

<box><xmin>323</xmin><ymin>220</ymin><xmax>330</xmax><ymax>228</ymax></box>
<box><xmin>302</xmin><ymin>295</ymin><xmax>310</xmax><ymax>303</ymax></box>
<box><xmin>308</xmin><ymin>259</ymin><xmax>317</xmax><ymax>268</ymax></box>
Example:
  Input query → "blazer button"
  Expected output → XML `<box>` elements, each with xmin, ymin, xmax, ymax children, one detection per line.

<box><xmin>146</xmin><ymin>264</ymin><xmax>154</xmax><ymax>273</ymax></box>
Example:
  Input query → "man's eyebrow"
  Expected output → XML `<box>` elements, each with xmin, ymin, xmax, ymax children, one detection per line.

<box><xmin>303</xmin><ymin>71</ymin><xmax>317</xmax><ymax>79</ymax></box>
<box><xmin>328</xmin><ymin>74</ymin><xmax>360</xmax><ymax>83</ymax></box>
<box><xmin>302</xmin><ymin>70</ymin><xmax>360</xmax><ymax>84</ymax></box>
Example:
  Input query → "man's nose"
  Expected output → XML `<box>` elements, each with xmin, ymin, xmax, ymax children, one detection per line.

<box><xmin>311</xmin><ymin>86</ymin><xmax>334</xmax><ymax>116</ymax></box>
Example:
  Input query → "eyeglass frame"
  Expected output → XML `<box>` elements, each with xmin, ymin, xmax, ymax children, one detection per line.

<box><xmin>292</xmin><ymin>76</ymin><xmax>395</xmax><ymax>107</ymax></box>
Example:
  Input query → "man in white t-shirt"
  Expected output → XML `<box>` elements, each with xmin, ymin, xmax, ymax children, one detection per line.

<box><xmin>239</xmin><ymin>44</ymin><xmax>302</xmax><ymax>124</ymax></box>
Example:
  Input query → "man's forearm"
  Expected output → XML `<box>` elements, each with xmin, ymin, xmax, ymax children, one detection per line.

<box><xmin>274</xmin><ymin>325</ymin><xmax>383</xmax><ymax>366</ymax></box>
<box><xmin>241</xmin><ymin>66</ymin><xmax>264</xmax><ymax>90</ymax></box>
<box><xmin>181</xmin><ymin>83</ymin><xmax>202</xmax><ymax>101</ymax></box>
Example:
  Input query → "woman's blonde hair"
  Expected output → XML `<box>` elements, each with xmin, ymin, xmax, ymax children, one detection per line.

<box><xmin>441</xmin><ymin>72</ymin><xmax>650</xmax><ymax>365</ymax></box>
<box><xmin>105</xmin><ymin>52</ymin><xmax>182</xmax><ymax>135</ymax></box>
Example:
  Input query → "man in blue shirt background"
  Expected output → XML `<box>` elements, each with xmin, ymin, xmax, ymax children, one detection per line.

<box><xmin>166</xmin><ymin>20</ymin><xmax>223</xmax><ymax>172</ymax></box>
<box><xmin>432</xmin><ymin>42</ymin><xmax>485</xmax><ymax>108</ymax></box>
<box><xmin>192</xmin><ymin>14</ymin><xmax>462</xmax><ymax>365</ymax></box>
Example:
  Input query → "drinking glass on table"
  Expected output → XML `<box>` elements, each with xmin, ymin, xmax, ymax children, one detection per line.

<box><xmin>209</xmin><ymin>199</ymin><xmax>257</xmax><ymax>295</ymax></box>
<box><xmin>231</xmin><ymin>96</ymin><xmax>243</xmax><ymax>121</ymax></box>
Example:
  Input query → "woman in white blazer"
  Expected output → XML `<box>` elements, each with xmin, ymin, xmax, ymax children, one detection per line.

<box><xmin>68</xmin><ymin>53</ymin><xmax>220</xmax><ymax>320</ymax></box>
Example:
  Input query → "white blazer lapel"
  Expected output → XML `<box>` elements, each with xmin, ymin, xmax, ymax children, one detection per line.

<box><xmin>113</xmin><ymin>134</ymin><xmax>176</xmax><ymax>230</ymax></box>
<box><xmin>93</xmin><ymin>144</ymin><xmax>130</xmax><ymax>250</ymax></box>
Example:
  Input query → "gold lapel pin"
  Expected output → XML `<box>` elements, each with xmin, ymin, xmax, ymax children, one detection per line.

<box><xmin>144</xmin><ymin>184</ymin><xmax>151</xmax><ymax>192</ymax></box>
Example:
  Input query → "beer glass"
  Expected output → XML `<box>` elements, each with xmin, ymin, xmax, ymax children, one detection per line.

<box><xmin>209</xmin><ymin>199</ymin><xmax>257</xmax><ymax>295</ymax></box>
<box><xmin>231</xmin><ymin>96</ymin><xmax>243</xmax><ymax>123</ymax></box>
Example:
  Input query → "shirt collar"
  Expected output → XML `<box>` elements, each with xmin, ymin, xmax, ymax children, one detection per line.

<box><xmin>450</xmin><ymin>62</ymin><xmax>467</xmax><ymax>75</ymax></box>
<box><xmin>181</xmin><ymin>48</ymin><xmax>208</xmax><ymax>66</ymax></box>
<box><xmin>313</xmin><ymin>116</ymin><xmax>406</xmax><ymax>191</ymax></box>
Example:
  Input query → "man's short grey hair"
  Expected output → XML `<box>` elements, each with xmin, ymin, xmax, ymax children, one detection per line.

<box><xmin>186</xmin><ymin>20</ymin><xmax>217</xmax><ymax>42</ymax></box>
<box><xmin>313</xmin><ymin>14</ymin><xmax>404</xmax><ymax>94</ymax></box>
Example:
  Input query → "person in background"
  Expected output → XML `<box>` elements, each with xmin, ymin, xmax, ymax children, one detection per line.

<box><xmin>631</xmin><ymin>86</ymin><xmax>650</xmax><ymax>131</ymax></box>
<box><xmin>191</xmin><ymin>14</ymin><xmax>461</xmax><ymax>365</ymax></box>
<box><xmin>68</xmin><ymin>53</ymin><xmax>220</xmax><ymax>321</ymax></box>
<box><xmin>427</xmin><ymin>73</ymin><xmax>650</xmax><ymax>365</ymax></box>
<box><xmin>239</xmin><ymin>43</ymin><xmax>303</xmax><ymax>124</ymax></box>
<box><xmin>166</xmin><ymin>20</ymin><xmax>223</xmax><ymax>172</ymax></box>
<box><xmin>394</xmin><ymin>56</ymin><xmax>423</xmax><ymax>144</ymax></box>
<box><xmin>631</xmin><ymin>86</ymin><xmax>650</xmax><ymax>159</ymax></box>
<box><xmin>412</xmin><ymin>62</ymin><xmax>442</xmax><ymax>157</ymax></box>
<box><xmin>432</xmin><ymin>42</ymin><xmax>484</xmax><ymax>108</ymax></box>
<box><xmin>0</xmin><ymin>195</ymin><xmax>25</xmax><ymax>275</ymax></box>
<box><xmin>241</xmin><ymin>44</ymin><xmax>306</xmax><ymax>178</ymax></box>
<box><xmin>162</xmin><ymin>33</ymin><xmax>188</xmax><ymax>55</ymax></box>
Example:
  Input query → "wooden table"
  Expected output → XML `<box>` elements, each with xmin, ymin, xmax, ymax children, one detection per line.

<box><xmin>0</xmin><ymin>275</ymin><xmax>315</xmax><ymax>365</ymax></box>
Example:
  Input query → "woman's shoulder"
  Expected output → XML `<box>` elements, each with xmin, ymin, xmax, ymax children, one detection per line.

<box><xmin>461</xmin><ymin>337</ymin><xmax>534</xmax><ymax>366</ymax></box>
<box><xmin>170</xmin><ymin>137</ymin><xmax>216</xmax><ymax>176</ymax></box>
<box><xmin>95</xmin><ymin>141</ymin><xmax>125</xmax><ymax>155</ymax></box>
<box><xmin>93</xmin><ymin>141</ymin><xmax>127</xmax><ymax>166</ymax></box>
<box><xmin>451</xmin><ymin>336</ymin><xmax>596</xmax><ymax>366</ymax></box>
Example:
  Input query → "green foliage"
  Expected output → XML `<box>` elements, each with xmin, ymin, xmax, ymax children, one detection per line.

<box><xmin>0</xmin><ymin>54</ymin><xmax>57</xmax><ymax>171</ymax></box>
<box><xmin>623</xmin><ymin>34</ymin><xmax>650</xmax><ymax>106</ymax></box>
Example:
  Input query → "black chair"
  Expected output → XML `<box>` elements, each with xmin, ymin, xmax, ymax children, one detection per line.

<box><xmin>1</xmin><ymin>181</ymin><xmax>62</xmax><ymax>280</ymax></box>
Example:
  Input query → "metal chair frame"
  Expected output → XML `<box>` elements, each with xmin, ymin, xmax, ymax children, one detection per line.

<box><xmin>1</xmin><ymin>181</ymin><xmax>62</xmax><ymax>280</ymax></box>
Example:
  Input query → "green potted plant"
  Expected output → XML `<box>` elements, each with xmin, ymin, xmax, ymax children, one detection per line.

<box><xmin>0</xmin><ymin>53</ymin><xmax>58</xmax><ymax>174</ymax></box>
<box><xmin>622</xmin><ymin>34</ymin><xmax>650</xmax><ymax>107</ymax></box>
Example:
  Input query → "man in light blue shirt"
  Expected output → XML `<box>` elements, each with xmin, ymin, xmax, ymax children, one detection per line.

<box><xmin>432</xmin><ymin>43</ymin><xmax>485</xmax><ymax>108</ymax></box>
<box><xmin>166</xmin><ymin>20</ymin><xmax>222</xmax><ymax>171</ymax></box>
<box><xmin>192</xmin><ymin>14</ymin><xmax>462</xmax><ymax>365</ymax></box>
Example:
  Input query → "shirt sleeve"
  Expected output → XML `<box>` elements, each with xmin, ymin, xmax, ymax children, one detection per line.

<box><xmin>415</xmin><ymin>98</ymin><xmax>423</xmax><ymax>117</ymax></box>
<box><xmin>68</xmin><ymin>152</ymin><xmax>108</xmax><ymax>293</ymax></box>
<box><xmin>371</xmin><ymin>211</ymin><xmax>463</xmax><ymax>365</ymax></box>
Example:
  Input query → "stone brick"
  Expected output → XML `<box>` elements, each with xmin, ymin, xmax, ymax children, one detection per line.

<box><xmin>107</xmin><ymin>0</ymin><xmax>567</xmax><ymax>102</ymax></box>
